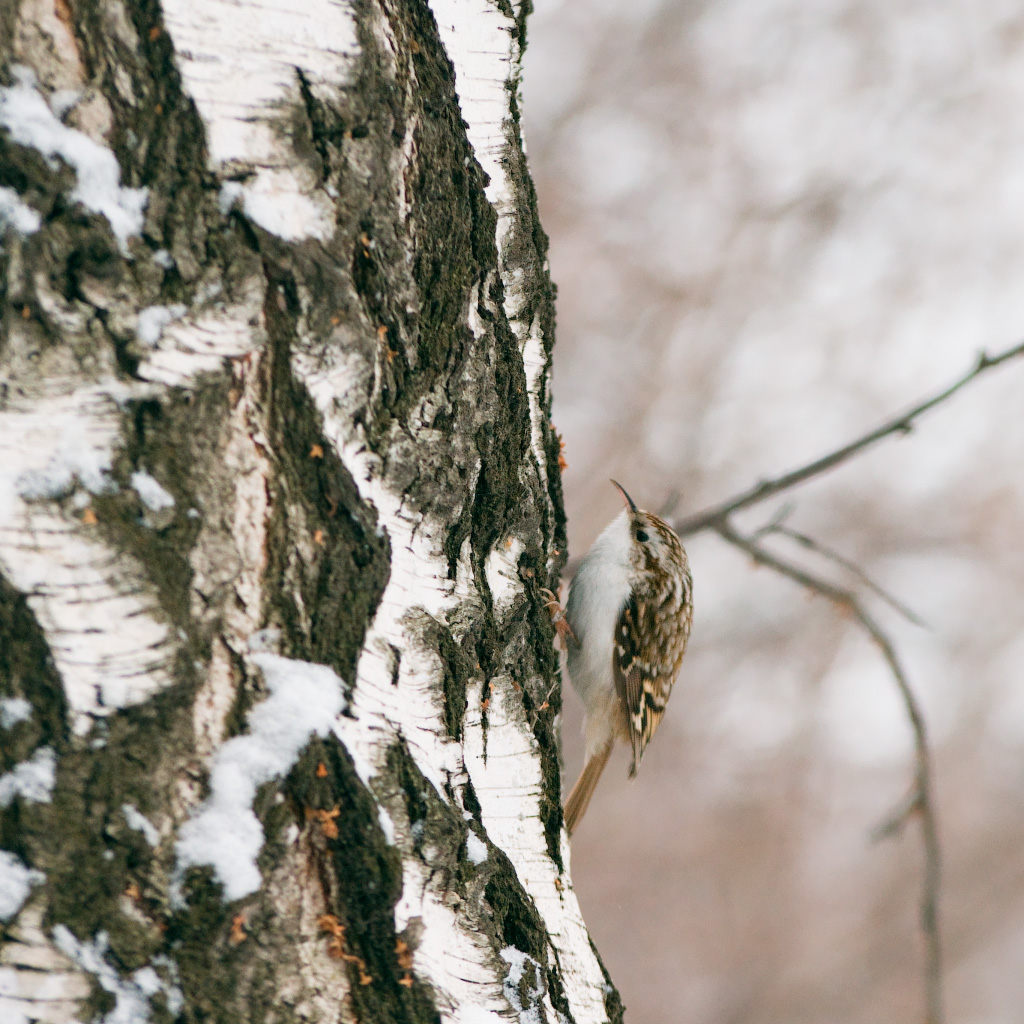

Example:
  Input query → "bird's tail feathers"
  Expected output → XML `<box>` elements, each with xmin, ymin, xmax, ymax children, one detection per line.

<box><xmin>564</xmin><ymin>741</ymin><xmax>613</xmax><ymax>835</ymax></box>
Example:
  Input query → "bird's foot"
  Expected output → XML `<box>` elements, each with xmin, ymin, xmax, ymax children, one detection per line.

<box><xmin>540</xmin><ymin>587</ymin><xmax>578</xmax><ymax>648</ymax></box>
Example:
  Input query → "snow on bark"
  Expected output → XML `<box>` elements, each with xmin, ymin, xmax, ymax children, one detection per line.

<box><xmin>0</xmin><ymin>698</ymin><xmax>33</xmax><ymax>730</ymax></box>
<box><xmin>0</xmin><ymin>385</ymin><xmax>175</xmax><ymax>732</ymax></box>
<box><xmin>51</xmin><ymin>925</ymin><xmax>183</xmax><ymax>1024</ymax></box>
<box><xmin>0</xmin><ymin>68</ymin><xmax>147</xmax><ymax>251</ymax></box>
<box><xmin>0</xmin><ymin>747</ymin><xmax>56</xmax><ymax>808</ymax></box>
<box><xmin>0</xmin><ymin>49</ymin><xmax>267</xmax><ymax>735</ymax></box>
<box><xmin>0</xmin><ymin>905</ymin><xmax>91</xmax><ymax>1024</ymax></box>
<box><xmin>0</xmin><ymin>43</ymin><xmax>273</xmax><ymax>1013</ymax></box>
<box><xmin>121</xmin><ymin>804</ymin><xmax>160</xmax><ymax>848</ymax></box>
<box><xmin>0</xmin><ymin>326</ymin><xmax>268</xmax><ymax>1022</ymax></box>
<box><xmin>0</xmin><ymin>851</ymin><xmax>45</xmax><ymax>923</ymax></box>
<box><xmin>0</xmin><ymin>184</ymin><xmax>41</xmax><ymax>234</ymax></box>
<box><xmin>175</xmin><ymin>654</ymin><xmax>347</xmax><ymax>901</ymax></box>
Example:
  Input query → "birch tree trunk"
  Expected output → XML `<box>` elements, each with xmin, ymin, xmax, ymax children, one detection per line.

<box><xmin>0</xmin><ymin>2</ymin><xmax>621</xmax><ymax>1021</ymax></box>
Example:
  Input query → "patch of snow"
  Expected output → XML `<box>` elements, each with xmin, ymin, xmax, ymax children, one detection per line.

<box><xmin>150</xmin><ymin>955</ymin><xmax>184</xmax><ymax>1016</ymax></box>
<box><xmin>131</xmin><ymin>471</ymin><xmax>175</xmax><ymax>513</ymax></box>
<box><xmin>132</xmin><ymin>967</ymin><xmax>161</xmax><ymax>996</ymax></box>
<box><xmin>15</xmin><ymin>429</ymin><xmax>115</xmax><ymax>502</ymax></box>
<box><xmin>0</xmin><ymin>1003</ymin><xmax>30</xmax><ymax>1024</ymax></box>
<box><xmin>0</xmin><ymin>67</ymin><xmax>147</xmax><ymax>250</ymax></box>
<box><xmin>217</xmin><ymin>181</ymin><xmax>244</xmax><ymax>215</ymax></box>
<box><xmin>151</xmin><ymin>248</ymin><xmax>174</xmax><ymax>269</ymax></box>
<box><xmin>175</xmin><ymin>654</ymin><xmax>346</xmax><ymax>901</ymax></box>
<box><xmin>499</xmin><ymin>947</ymin><xmax>546</xmax><ymax>1024</ymax></box>
<box><xmin>15</xmin><ymin>460</ymin><xmax>80</xmax><ymax>501</ymax></box>
<box><xmin>49</xmin><ymin>89</ymin><xmax>80</xmax><ymax>118</ymax></box>
<box><xmin>136</xmin><ymin>304</ymin><xmax>186</xmax><ymax>347</ymax></box>
<box><xmin>465</xmin><ymin>831</ymin><xmax>488</xmax><ymax>866</ymax></box>
<box><xmin>0</xmin><ymin>387</ymin><xmax>175</xmax><ymax>730</ymax></box>
<box><xmin>122</xmin><ymin>804</ymin><xmax>160</xmax><ymax>847</ymax></box>
<box><xmin>0</xmin><ymin>747</ymin><xmax>57</xmax><ymax>808</ymax></box>
<box><xmin>0</xmin><ymin>697</ymin><xmax>32</xmax><ymax>730</ymax></box>
<box><xmin>247</xmin><ymin>627</ymin><xmax>281</xmax><ymax>654</ymax></box>
<box><xmin>52</xmin><ymin>926</ymin><xmax>158</xmax><ymax>1024</ymax></box>
<box><xmin>0</xmin><ymin>185</ymin><xmax>41</xmax><ymax>234</ymax></box>
<box><xmin>0</xmin><ymin>851</ymin><xmax>45</xmax><ymax>922</ymax></box>
<box><xmin>239</xmin><ymin>178</ymin><xmax>336</xmax><ymax>242</ymax></box>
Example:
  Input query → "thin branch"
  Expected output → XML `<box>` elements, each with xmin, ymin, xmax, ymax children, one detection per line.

<box><xmin>748</xmin><ymin>501</ymin><xmax>797</xmax><ymax>536</ymax></box>
<box><xmin>763</xmin><ymin>523</ymin><xmax>927</xmax><ymax>628</ymax></box>
<box><xmin>870</xmin><ymin>788</ymin><xmax>922</xmax><ymax>843</ymax></box>
<box><xmin>714</xmin><ymin>518</ymin><xmax>943</xmax><ymax>1024</ymax></box>
<box><xmin>674</xmin><ymin>341</ymin><xmax>1024</xmax><ymax>537</ymax></box>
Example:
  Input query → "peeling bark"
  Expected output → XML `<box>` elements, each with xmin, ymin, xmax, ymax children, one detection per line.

<box><xmin>0</xmin><ymin>1</ymin><xmax>620</xmax><ymax>1022</ymax></box>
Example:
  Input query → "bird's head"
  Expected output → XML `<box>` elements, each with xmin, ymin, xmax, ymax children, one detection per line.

<box><xmin>610</xmin><ymin>480</ymin><xmax>688</xmax><ymax>582</ymax></box>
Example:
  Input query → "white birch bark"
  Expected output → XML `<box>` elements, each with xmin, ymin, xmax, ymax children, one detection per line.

<box><xmin>0</xmin><ymin>1</ymin><xmax>619</xmax><ymax>1022</ymax></box>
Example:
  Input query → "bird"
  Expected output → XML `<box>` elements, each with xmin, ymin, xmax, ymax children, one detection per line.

<box><xmin>557</xmin><ymin>480</ymin><xmax>693</xmax><ymax>835</ymax></box>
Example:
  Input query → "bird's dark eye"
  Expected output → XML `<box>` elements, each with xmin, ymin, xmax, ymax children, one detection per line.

<box><xmin>636</xmin><ymin>529</ymin><xmax>649</xmax><ymax>543</ymax></box>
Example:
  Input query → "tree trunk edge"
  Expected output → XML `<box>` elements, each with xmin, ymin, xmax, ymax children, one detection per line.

<box><xmin>1</xmin><ymin>0</ymin><xmax>621</xmax><ymax>1021</ymax></box>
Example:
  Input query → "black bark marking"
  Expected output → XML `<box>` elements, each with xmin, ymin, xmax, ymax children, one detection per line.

<box><xmin>0</xmin><ymin>574</ymin><xmax>69</xmax><ymax>768</ymax></box>
<box><xmin>287</xmin><ymin>739</ymin><xmax>442</xmax><ymax>1024</ymax></box>
<box><xmin>261</xmin><ymin>263</ymin><xmax>391</xmax><ymax>686</ymax></box>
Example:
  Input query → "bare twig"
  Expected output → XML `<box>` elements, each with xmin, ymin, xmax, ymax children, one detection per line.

<box><xmin>715</xmin><ymin>519</ymin><xmax>943</xmax><ymax>1024</ymax></box>
<box><xmin>870</xmin><ymin>788</ymin><xmax>922</xmax><ymax>842</ymax></box>
<box><xmin>673</xmin><ymin>341</ymin><xmax>1024</xmax><ymax>537</ymax></box>
<box><xmin>748</xmin><ymin>501</ymin><xmax>797</xmax><ymax>536</ymax></box>
<box><xmin>764</xmin><ymin>523</ymin><xmax>927</xmax><ymax>627</ymax></box>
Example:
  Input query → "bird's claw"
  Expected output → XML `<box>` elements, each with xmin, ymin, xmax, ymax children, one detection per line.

<box><xmin>540</xmin><ymin>587</ymin><xmax>578</xmax><ymax>648</ymax></box>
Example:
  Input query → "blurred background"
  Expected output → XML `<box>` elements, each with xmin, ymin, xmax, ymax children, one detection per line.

<box><xmin>521</xmin><ymin>2</ymin><xmax>1024</xmax><ymax>1021</ymax></box>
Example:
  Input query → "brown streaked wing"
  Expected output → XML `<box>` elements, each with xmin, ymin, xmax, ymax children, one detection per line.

<box><xmin>613</xmin><ymin>594</ymin><xmax>678</xmax><ymax>777</ymax></box>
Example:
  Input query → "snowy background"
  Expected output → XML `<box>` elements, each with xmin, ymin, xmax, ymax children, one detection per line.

<box><xmin>522</xmin><ymin>1</ymin><xmax>1024</xmax><ymax>1021</ymax></box>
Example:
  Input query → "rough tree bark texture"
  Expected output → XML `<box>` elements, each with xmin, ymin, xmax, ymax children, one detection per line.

<box><xmin>0</xmin><ymin>1</ymin><xmax>622</xmax><ymax>1022</ymax></box>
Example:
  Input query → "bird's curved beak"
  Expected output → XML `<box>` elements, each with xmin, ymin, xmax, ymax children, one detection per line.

<box><xmin>610</xmin><ymin>479</ymin><xmax>638</xmax><ymax>513</ymax></box>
